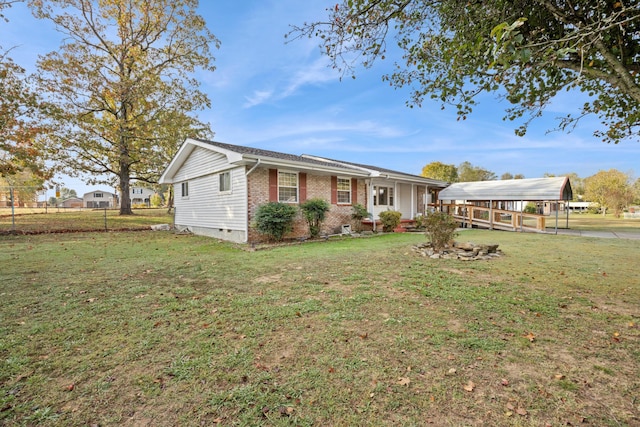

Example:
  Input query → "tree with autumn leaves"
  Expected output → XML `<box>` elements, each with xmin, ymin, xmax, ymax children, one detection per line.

<box><xmin>584</xmin><ymin>169</ymin><xmax>636</xmax><ymax>217</ymax></box>
<box><xmin>30</xmin><ymin>0</ymin><xmax>218</xmax><ymax>214</ymax></box>
<box><xmin>290</xmin><ymin>0</ymin><xmax>640</xmax><ymax>144</ymax></box>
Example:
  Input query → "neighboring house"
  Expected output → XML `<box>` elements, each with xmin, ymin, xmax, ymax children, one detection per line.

<box><xmin>159</xmin><ymin>138</ymin><xmax>448</xmax><ymax>243</ymax></box>
<box><xmin>130</xmin><ymin>186</ymin><xmax>156</xmax><ymax>206</ymax></box>
<box><xmin>60</xmin><ymin>197</ymin><xmax>83</xmax><ymax>208</ymax></box>
<box><xmin>83</xmin><ymin>190</ymin><xmax>117</xmax><ymax>208</ymax></box>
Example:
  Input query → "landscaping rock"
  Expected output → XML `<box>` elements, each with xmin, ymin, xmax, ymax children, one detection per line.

<box><xmin>412</xmin><ymin>241</ymin><xmax>502</xmax><ymax>261</ymax></box>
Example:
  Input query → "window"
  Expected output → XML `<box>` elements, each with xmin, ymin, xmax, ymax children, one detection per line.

<box><xmin>181</xmin><ymin>182</ymin><xmax>189</xmax><ymax>197</ymax></box>
<box><xmin>374</xmin><ymin>186</ymin><xmax>394</xmax><ymax>206</ymax></box>
<box><xmin>278</xmin><ymin>171</ymin><xmax>298</xmax><ymax>203</ymax></box>
<box><xmin>94</xmin><ymin>192</ymin><xmax>103</xmax><ymax>198</ymax></box>
<box><xmin>219</xmin><ymin>171</ymin><xmax>231</xmax><ymax>192</ymax></box>
<box><xmin>337</xmin><ymin>177</ymin><xmax>351</xmax><ymax>204</ymax></box>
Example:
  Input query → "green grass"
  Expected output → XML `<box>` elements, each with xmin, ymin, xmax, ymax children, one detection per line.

<box><xmin>0</xmin><ymin>208</ymin><xmax>173</xmax><ymax>233</ymax></box>
<box><xmin>0</xmin><ymin>229</ymin><xmax>639</xmax><ymax>426</ymax></box>
<box><xmin>548</xmin><ymin>212</ymin><xmax>640</xmax><ymax>232</ymax></box>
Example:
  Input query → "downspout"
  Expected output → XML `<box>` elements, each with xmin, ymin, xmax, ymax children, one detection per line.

<box><xmin>245</xmin><ymin>159</ymin><xmax>261</xmax><ymax>243</ymax></box>
<box><xmin>246</xmin><ymin>158</ymin><xmax>261</xmax><ymax>176</ymax></box>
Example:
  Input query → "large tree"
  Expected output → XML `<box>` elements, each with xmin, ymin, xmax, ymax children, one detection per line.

<box><xmin>457</xmin><ymin>161</ymin><xmax>496</xmax><ymax>182</ymax></box>
<box><xmin>0</xmin><ymin>51</ymin><xmax>50</xmax><ymax>180</ymax></box>
<box><xmin>290</xmin><ymin>0</ymin><xmax>640</xmax><ymax>144</ymax></box>
<box><xmin>1</xmin><ymin>1</ymin><xmax>50</xmax><ymax>181</ymax></box>
<box><xmin>584</xmin><ymin>169</ymin><xmax>634</xmax><ymax>216</ymax></box>
<box><xmin>421</xmin><ymin>161</ymin><xmax>458</xmax><ymax>182</ymax></box>
<box><xmin>31</xmin><ymin>0</ymin><xmax>218</xmax><ymax>214</ymax></box>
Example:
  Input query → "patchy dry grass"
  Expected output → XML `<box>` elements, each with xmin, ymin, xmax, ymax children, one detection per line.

<box><xmin>0</xmin><ymin>208</ymin><xmax>172</xmax><ymax>233</ymax></box>
<box><xmin>549</xmin><ymin>213</ymin><xmax>640</xmax><ymax>232</ymax></box>
<box><xmin>0</xmin><ymin>230</ymin><xmax>638</xmax><ymax>426</ymax></box>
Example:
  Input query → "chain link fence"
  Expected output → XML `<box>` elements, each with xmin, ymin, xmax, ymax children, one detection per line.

<box><xmin>0</xmin><ymin>207</ymin><xmax>174</xmax><ymax>234</ymax></box>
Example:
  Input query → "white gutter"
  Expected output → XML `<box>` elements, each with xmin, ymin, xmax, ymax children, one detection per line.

<box><xmin>246</xmin><ymin>158</ymin><xmax>261</xmax><ymax>176</ymax></box>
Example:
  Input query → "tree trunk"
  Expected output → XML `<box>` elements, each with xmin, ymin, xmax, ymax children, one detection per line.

<box><xmin>166</xmin><ymin>185</ymin><xmax>174</xmax><ymax>214</ymax></box>
<box><xmin>119</xmin><ymin>162</ymin><xmax>133</xmax><ymax>215</ymax></box>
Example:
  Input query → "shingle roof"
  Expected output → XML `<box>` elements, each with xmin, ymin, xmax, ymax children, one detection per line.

<box><xmin>304</xmin><ymin>155</ymin><xmax>447</xmax><ymax>185</ymax></box>
<box><xmin>192</xmin><ymin>139</ymin><xmax>360</xmax><ymax>171</ymax></box>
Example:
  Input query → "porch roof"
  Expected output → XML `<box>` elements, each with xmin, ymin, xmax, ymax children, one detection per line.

<box><xmin>438</xmin><ymin>177</ymin><xmax>573</xmax><ymax>201</ymax></box>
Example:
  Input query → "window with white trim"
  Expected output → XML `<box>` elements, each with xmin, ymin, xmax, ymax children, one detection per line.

<box><xmin>219</xmin><ymin>171</ymin><xmax>231</xmax><ymax>192</ymax></box>
<box><xmin>94</xmin><ymin>192</ymin><xmax>103</xmax><ymax>198</ymax></box>
<box><xmin>278</xmin><ymin>171</ymin><xmax>298</xmax><ymax>203</ymax></box>
<box><xmin>337</xmin><ymin>177</ymin><xmax>351</xmax><ymax>204</ymax></box>
<box><xmin>373</xmin><ymin>186</ymin><xmax>394</xmax><ymax>206</ymax></box>
<box><xmin>181</xmin><ymin>182</ymin><xmax>189</xmax><ymax>198</ymax></box>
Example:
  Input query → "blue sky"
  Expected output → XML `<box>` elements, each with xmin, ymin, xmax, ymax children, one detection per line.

<box><xmin>3</xmin><ymin>0</ymin><xmax>639</xmax><ymax>197</ymax></box>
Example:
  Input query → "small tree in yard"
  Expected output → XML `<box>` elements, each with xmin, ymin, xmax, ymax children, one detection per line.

<box><xmin>300</xmin><ymin>198</ymin><xmax>330</xmax><ymax>238</ymax></box>
<box><xmin>254</xmin><ymin>202</ymin><xmax>298</xmax><ymax>242</ymax></box>
<box><xmin>424</xmin><ymin>212</ymin><xmax>458</xmax><ymax>252</ymax></box>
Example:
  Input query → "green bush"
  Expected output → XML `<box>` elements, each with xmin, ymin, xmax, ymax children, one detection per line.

<box><xmin>351</xmin><ymin>203</ymin><xmax>370</xmax><ymax>232</ymax></box>
<box><xmin>300</xmin><ymin>198</ymin><xmax>331</xmax><ymax>238</ymax></box>
<box><xmin>524</xmin><ymin>202</ymin><xmax>537</xmax><ymax>214</ymax></box>
<box><xmin>254</xmin><ymin>202</ymin><xmax>298</xmax><ymax>242</ymax></box>
<box><xmin>423</xmin><ymin>212</ymin><xmax>458</xmax><ymax>251</ymax></box>
<box><xmin>414</xmin><ymin>214</ymin><xmax>426</xmax><ymax>229</ymax></box>
<box><xmin>379</xmin><ymin>210</ymin><xmax>402</xmax><ymax>232</ymax></box>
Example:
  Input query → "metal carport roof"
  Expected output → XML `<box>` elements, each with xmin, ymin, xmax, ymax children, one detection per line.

<box><xmin>438</xmin><ymin>177</ymin><xmax>572</xmax><ymax>201</ymax></box>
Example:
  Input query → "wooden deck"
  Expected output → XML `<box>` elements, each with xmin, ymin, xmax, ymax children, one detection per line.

<box><xmin>440</xmin><ymin>203</ymin><xmax>547</xmax><ymax>232</ymax></box>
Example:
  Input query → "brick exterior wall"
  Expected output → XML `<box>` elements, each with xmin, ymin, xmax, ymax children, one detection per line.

<box><xmin>246</xmin><ymin>167</ymin><xmax>364</xmax><ymax>242</ymax></box>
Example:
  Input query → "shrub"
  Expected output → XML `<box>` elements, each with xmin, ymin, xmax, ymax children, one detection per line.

<box><xmin>414</xmin><ymin>214</ymin><xmax>426</xmax><ymax>229</ymax></box>
<box><xmin>254</xmin><ymin>202</ymin><xmax>298</xmax><ymax>242</ymax></box>
<box><xmin>379</xmin><ymin>210</ymin><xmax>402</xmax><ymax>232</ymax></box>
<box><xmin>524</xmin><ymin>202</ymin><xmax>537</xmax><ymax>214</ymax></box>
<box><xmin>351</xmin><ymin>203</ymin><xmax>370</xmax><ymax>232</ymax></box>
<box><xmin>300</xmin><ymin>198</ymin><xmax>331</xmax><ymax>238</ymax></box>
<box><xmin>423</xmin><ymin>212</ymin><xmax>458</xmax><ymax>251</ymax></box>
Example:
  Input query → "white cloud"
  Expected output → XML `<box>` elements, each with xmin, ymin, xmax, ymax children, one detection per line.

<box><xmin>243</xmin><ymin>90</ymin><xmax>274</xmax><ymax>108</ymax></box>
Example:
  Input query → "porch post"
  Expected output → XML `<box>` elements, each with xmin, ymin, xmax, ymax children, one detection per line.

<box><xmin>411</xmin><ymin>184</ymin><xmax>415</xmax><ymax>219</ymax></box>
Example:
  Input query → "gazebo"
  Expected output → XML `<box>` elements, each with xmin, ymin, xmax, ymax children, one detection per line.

<box><xmin>437</xmin><ymin>177</ymin><xmax>573</xmax><ymax>233</ymax></box>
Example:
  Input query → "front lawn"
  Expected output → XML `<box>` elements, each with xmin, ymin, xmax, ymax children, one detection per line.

<box><xmin>1</xmin><ymin>230</ymin><xmax>638</xmax><ymax>426</ymax></box>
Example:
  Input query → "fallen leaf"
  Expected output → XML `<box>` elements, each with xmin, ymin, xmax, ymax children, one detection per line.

<box><xmin>398</xmin><ymin>377</ymin><xmax>411</xmax><ymax>386</ymax></box>
<box><xmin>501</xmin><ymin>378</ymin><xmax>509</xmax><ymax>386</ymax></box>
<box><xmin>463</xmin><ymin>380</ymin><xmax>475</xmax><ymax>392</ymax></box>
<box><xmin>516</xmin><ymin>407</ymin><xmax>528</xmax><ymax>416</ymax></box>
<box><xmin>523</xmin><ymin>332</ymin><xmax>536</xmax><ymax>342</ymax></box>
<box><xmin>447</xmin><ymin>368</ymin><xmax>457</xmax><ymax>375</ymax></box>
<box><xmin>65</xmin><ymin>383</ymin><xmax>75</xmax><ymax>391</ymax></box>
<box><xmin>554</xmin><ymin>374</ymin><xmax>566</xmax><ymax>380</ymax></box>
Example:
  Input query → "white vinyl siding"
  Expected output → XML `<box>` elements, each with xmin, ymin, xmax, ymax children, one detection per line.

<box><xmin>174</xmin><ymin>167</ymin><xmax>247</xmax><ymax>233</ymax></box>
<box><xmin>173</xmin><ymin>147</ymin><xmax>229</xmax><ymax>182</ymax></box>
